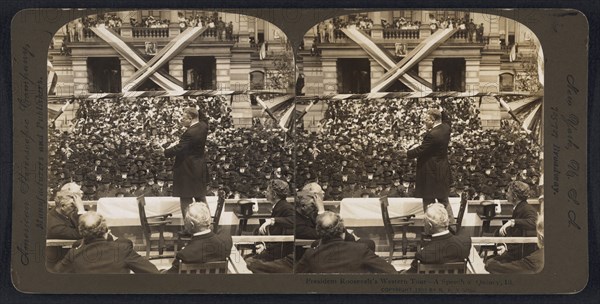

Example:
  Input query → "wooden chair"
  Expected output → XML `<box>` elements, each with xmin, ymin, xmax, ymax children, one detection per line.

<box><xmin>137</xmin><ymin>195</ymin><xmax>176</xmax><ymax>259</ymax></box>
<box><xmin>178</xmin><ymin>260</ymin><xmax>229</xmax><ymax>274</ymax></box>
<box><xmin>211</xmin><ymin>190</ymin><xmax>227</xmax><ymax>232</ymax></box>
<box><xmin>380</xmin><ymin>196</ymin><xmax>417</xmax><ymax>262</ymax></box>
<box><xmin>449</xmin><ymin>193</ymin><xmax>468</xmax><ymax>234</ymax></box>
<box><xmin>417</xmin><ymin>260</ymin><xmax>467</xmax><ymax>274</ymax></box>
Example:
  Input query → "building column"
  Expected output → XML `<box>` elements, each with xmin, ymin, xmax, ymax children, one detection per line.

<box><xmin>479</xmin><ymin>53</ymin><xmax>502</xmax><ymax>93</ymax></box>
<box><xmin>120</xmin><ymin>58</ymin><xmax>135</xmax><ymax>92</ymax></box>
<box><xmin>229</xmin><ymin>52</ymin><xmax>251</xmax><ymax>91</ymax></box>
<box><xmin>465</xmin><ymin>58</ymin><xmax>480</xmax><ymax>93</ymax></box>
<box><xmin>369</xmin><ymin>12</ymin><xmax>383</xmax><ymax>40</ymax></box>
<box><xmin>487</xmin><ymin>14</ymin><xmax>501</xmax><ymax>50</ymax></box>
<box><xmin>170</xmin><ymin>11</ymin><xmax>180</xmax><ymax>25</ymax></box>
<box><xmin>215</xmin><ymin>56</ymin><xmax>231</xmax><ymax>90</ymax></box>
<box><xmin>237</xmin><ymin>14</ymin><xmax>250</xmax><ymax>47</ymax></box>
<box><xmin>321</xmin><ymin>59</ymin><xmax>338</xmax><ymax>95</ymax></box>
<box><xmin>72</xmin><ymin>58</ymin><xmax>88</xmax><ymax>95</ymax></box>
<box><xmin>169</xmin><ymin>56</ymin><xmax>184</xmax><ymax>84</ymax></box>
<box><xmin>370</xmin><ymin>58</ymin><xmax>385</xmax><ymax>90</ymax></box>
<box><xmin>302</xmin><ymin>56</ymin><xmax>324</xmax><ymax>96</ymax></box>
<box><xmin>418</xmin><ymin>58</ymin><xmax>434</xmax><ymax>87</ymax></box>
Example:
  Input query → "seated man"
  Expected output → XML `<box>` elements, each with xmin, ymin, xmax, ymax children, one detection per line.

<box><xmin>165</xmin><ymin>203</ymin><xmax>233</xmax><ymax>273</ymax></box>
<box><xmin>485</xmin><ymin>215</ymin><xmax>544</xmax><ymax>274</ymax></box>
<box><xmin>54</xmin><ymin>212</ymin><xmax>159</xmax><ymax>274</ymax></box>
<box><xmin>47</xmin><ymin>190</ymin><xmax>84</xmax><ymax>239</ymax></box>
<box><xmin>404</xmin><ymin>203</ymin><xmax>471</xmax><ymax>273</ymax></box>
<box><xmin>487</xmin><ymin>181</ymin><xmax>538</xmax><ymax>263</ymax></box>
<box><xmin>248</xmin><ymin>179</ymin><xmax>294</xmax><ymax>262</ymax></box>
<box><xmin>296</xmin><ymin>211</ymin><xmax>397</xmax><ymax>273</ymax></box>
<box><xmin>246</xmin><ymin>191</ymin><xmax>315</xmax><ymax>273</ymax></box>
<box><xmin>302</xmin><ymin>182</ymin><xmax>376</xmax><ymax>251</ymax></box>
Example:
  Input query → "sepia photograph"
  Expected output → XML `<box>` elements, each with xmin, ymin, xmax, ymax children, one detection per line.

<box><xmin>8</xmin><ymin>6</ymin><xmax>590</xmax><ymax>294</ymax></box>
<box><xmin>46</xmin><ymin>9</ymin><xmax>297</xmax><ymax>275</ymax></box>
<box><xmin>294</xmin><ymin>9</ymin><xmax>544</xmax><ymax>274</ymax></box>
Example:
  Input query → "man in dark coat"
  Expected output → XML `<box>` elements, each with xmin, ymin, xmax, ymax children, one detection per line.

<box><xmin>403</xmin><ymin>108</ymin><xmax>454</xmax><ymax>226</ymax></box>
<box><xmin>296</xmin><ymin>211</ymin><xmax>397</xmax><ymax>273</ymax></box>
<box><xmin>47</xmin><ymin>190</ymin><xmax>83</xmax><ymax>239</ymax></box>
<box><xmin>403</xmin><ymin>203</ymin><xmax>471</xmax><ymax>273</ymax></box>
<box><xmin>253</xmin><ymin>179</ymin><xmax>295</xmax><ymax>261</ymax></box>
<box><xmin>487</xmin><ymin>181</ymin><xmax>538</xmax><ymax>263</ymax></box>
<box><xmin>295</xmin><ymin>73</ymin><xmax>305</xmax><ymax>96</ymax></box>
<box><xmin>47</xmin><ymin>183</ymin><xmax>89</xmax><ymax>268</ymax></box>
<box><xmin>53</xmin><ymin>212</ymin><xmax>159</xmax><ymax>274</ymax></box>
<box><xmin>486</xmin><ymin>214</ymin><xmax>544</xmax><ymax>274</ymax></box>
<box><xmin>163</xmin><ymin>107</ymin><xmax>209</xmax><ymax>219</ymax></box>
<box><xmin>165</xmin><ymin>203</ymin><xmax>232</xmax><ymax>273</ymax></box>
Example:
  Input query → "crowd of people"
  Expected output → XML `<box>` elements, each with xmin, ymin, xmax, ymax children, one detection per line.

<box><xmin>82</xmin><ymin>14</ymin><xmax>124</xmax><ymax>29</ymax></box>
<box><xmin>427</xmin><ymin>14</ymin><xmax>485</xmax><ymax>42</ymax></box>
<box><xmin>48</xmin><ymin>95</ymin><xmax>541</xmax><ymax>203</ymax></box>
<box><xmin>296</xmin><ymin>97</ymin><xmax>541</xmax><ymax>201</ymax></box>
<box><xmin>48</xmin><ymin>95</ymin><xmax>295</xmax><ymax>202</ymax></box>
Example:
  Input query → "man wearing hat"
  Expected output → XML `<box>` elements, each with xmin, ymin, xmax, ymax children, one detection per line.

<box><xmin>401</xmin><ymin>108</ymin><xmax>455</xmax><ymax>227</ymax></box>
<box><xmin>248</xmin><ymin>179</ymin><xmax>294</xmax><ymax>262</ymax></box>
<box><xmin>486</xmin><ymin>181</ymin><xmax>538</xmax><ymax>263</ymax></box>
<box><xmin>161</xmin><ymin>107</ymin><xmax>210</xmax><ymax>220</ymax></box>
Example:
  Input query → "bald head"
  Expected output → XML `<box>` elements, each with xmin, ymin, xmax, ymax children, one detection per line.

<box><xmin>78</xmin><ymin>212</ymin><xmax>108</xmax><ymax>240</ymax></box>
<box><xmin>316</xmin><ymin>211</ymin><xmax>345</xmax><ymax>240</ymax></box>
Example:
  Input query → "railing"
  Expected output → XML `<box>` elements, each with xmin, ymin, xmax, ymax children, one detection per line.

<box><xmin>333</xmin><ymin>29</ymin><xmax>347</xmax><ymax>40</ymax></box>
<box><xmin>132</xmin><ymin>27</ymin><xmax>169</xmax><ymax>38</ymax></box>
<box><xmin>383</xmin><ymin>28</ymin><xmax>420</xmax><ymax>39</ymax></box>
<box><xmin>450</xmin><ymin>29</ymin><xmax>470</xmax><ymax>40</ymax></box>
<box><xmin>82</xmin><ymin>28</ymin><xmax>97</xmax><ymax>39</ymax></box>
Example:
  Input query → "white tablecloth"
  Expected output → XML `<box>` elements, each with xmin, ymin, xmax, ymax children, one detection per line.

<box><xmin>340</xmin><ymin>197</ymin><xmax>474</xmax><ymax>227</ymax></box>
<box><xmin>96</xmin><ymin>196</ymin><xmax>232</xmax><ymax>227</ymax></box>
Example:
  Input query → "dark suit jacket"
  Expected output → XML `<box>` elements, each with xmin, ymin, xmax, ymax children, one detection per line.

<box><xmin>261</xmin><ymin>199</ymin><xmax>295</xmax><ymax>260</ymax></box>
<box><xmin>502</xmin><ymin>200</ymin><xmax>538</xmax><ymax>261</ymax></box>
<box><xmin>407</xmin><ymin>123</ymin><xmax>451</xmax><ymax>199</ymax></box>
<box><xmin>54</xmin><ymin>238</ymin><xmax>159</xmax><ymax>274</ymax></box>
<box><xmin>166</xmin><ymin>230</ymin><xmax>233</xmax><ymax>273</ymax></box>
<box><xmin>269</xmin><ymin>199</ymin><xmax>295</xmax><ymax>236</ymax></box>
<box><xmin>47</xmin><ymin>208</ymin><xmax>81</xmax><ymax>239</ymax></box>
<box><xmin>296</xmin><ymin>238</ymin><xmax>396</xmax><ymax>273</ymax></box>
<box><xmin>485</xmin><ymin>248</ymin><xmax>544</xmax><ymax>274</ymax></box>
<box><xmin>407</xmin><ymin>231</ymin><xmax>471</xmax><ymax>273</ymax></box>
<box><xmin>164</xmin><ymin>120</ymin><xmax>209</xmax><ymax>198</ymax></box>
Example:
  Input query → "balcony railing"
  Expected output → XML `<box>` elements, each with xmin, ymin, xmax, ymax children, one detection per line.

<box><xmin>82</xmin><ymin>28</ymin><xmax>97</xmax><ymax>39</ymax></box>
<box><xmin>383</xmin><ymin>29</ymin><xmax>420</xmax><ymax>40</ymax></box>
<box><xmin>450</xmin><ymin>29</ymin><xmax>470</xmax><ymax>40</ymax></box>
<box><xmin>132</xmin><ymin>27</ymin><xmax>169</xmax><ymax>38</ymax></box>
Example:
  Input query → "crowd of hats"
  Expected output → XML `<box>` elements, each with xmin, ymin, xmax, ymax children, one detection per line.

<box><xmin>48</xmin><ymin>95</ymin><xmax>293</xmax><ymax>201</ymax></box>
<box><xmin>48</xmin><ymin>95</ymin><xmax>541</xmax><ymax>202</ymax></box>
<box><xmin>294</xmin><ymin>97</ymin><xmax>541</xmax><ymax>200</ymax></box>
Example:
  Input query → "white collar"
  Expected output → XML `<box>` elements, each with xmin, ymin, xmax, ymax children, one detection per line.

<box><xmin>432</xmin><ymin>230</ymin><xmax>451</xmax><ymax>237</ymax></box>
<box><xmin>189</xmin><ymin>121</ymin><xmax>199</xmax><ymax>127</ymax></box>
<box><xmin>192</xmin><ymin>230</ymin><xmax>211</xmax><ymax>236</ymax></box>
<box><xmin>432</xmin><ymin>122</ymin><xmax>442</xmax><ymax>129</ymax></box>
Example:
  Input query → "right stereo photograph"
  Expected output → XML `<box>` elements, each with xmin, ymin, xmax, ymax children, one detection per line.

<box><xmin>293</xmin><ymin>9</ymin><xmax>544</xmax><ymax>275</ymax></box>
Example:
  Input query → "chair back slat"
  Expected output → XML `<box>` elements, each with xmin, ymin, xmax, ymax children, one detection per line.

<box><xmin>212</xmin><ymin>190</ymin><xmax>226</xmax><ymax>231</ymax></box>
<box><xmin>137</xmin><ymin>195</ymin><xmax>152</xmax><ymax>237</ymax></box>
<box><xmin>455</xmin><ymin>193</ymin><xmax>468</xmax><ymax>233</ymax></box>
<box><xmin>379</xmin><ymin>197</ymin><xmax>394</xmax><ymax>242</ymax></box>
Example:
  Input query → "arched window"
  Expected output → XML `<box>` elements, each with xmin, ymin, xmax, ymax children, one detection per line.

<box><xmin>499</xmin><ymin>73</ymin><xmax>515</xmax><ymax>92</ymax></box>
<box><xmin>250</xmin><ymin>70</ymin><xmax>265</xmax><ymax>90</ymax></box>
